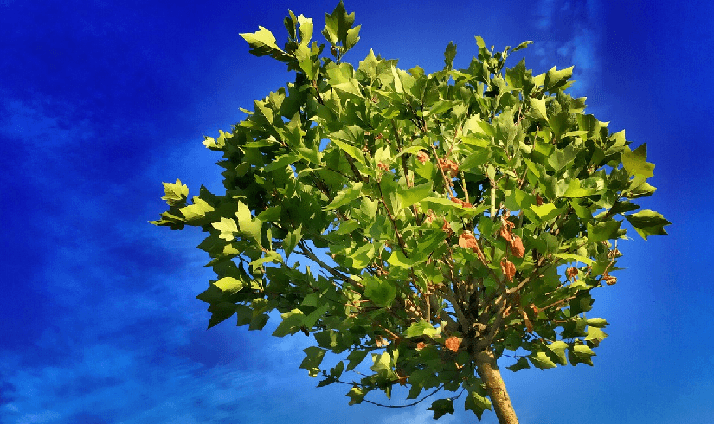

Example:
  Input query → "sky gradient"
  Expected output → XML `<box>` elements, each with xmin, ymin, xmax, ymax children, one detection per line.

<box><xmin>1</xmin><ymin>1</ymin><xmax>713</xmax><ymax>423</ymax></box>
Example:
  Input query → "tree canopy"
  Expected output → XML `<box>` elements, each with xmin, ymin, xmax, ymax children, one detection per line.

<box><xmin>152</xmin><ymin>2</ymin><xmax>670</xmax><ymax>422</ymax></box>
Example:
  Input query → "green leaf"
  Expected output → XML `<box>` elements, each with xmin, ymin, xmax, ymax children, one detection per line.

<box><xmin>284</xmin><ymin>226</ymin><xmax>302</xmax><ymax>258</ymax></box>
<box><xmin>569</xmin><ymin>344</ymin><xmax>596</xmax><ymax>366</ymax></box>
<box><xmin>325</xmin><ymin>182</ymin><xmax>364</xmax><ymax>210</ymax></box>
<box><xmin>346</xmin><ymin>350</ymin><xmax>368</xmax><ymax>371</ymax></box>
<box><xmin>363</xmin><ymin>275</ymin><xmax>396</xmax><ymax>307</ymax></box>
<box><xmin>212</xmin><ymin>217</ymin><xmax>238</xmax><ymax>241</ymax></box>
<box><xmin>235</xmin><ymin>305</ymin><xmax>253</xmax><ymax>327</ymax></box>
<box><xmin>626</xmin><ymin>180</ymin><xmax>657</xmax><ymax>198</ymax></box>
<box><xmin>585</xmin><ymin>326</ymin><xmax>608</xmax><ymax>343</ymax></box>
<box><xmin>428</xmin><ymin>398</ymin><xmax>455</xmax><ymax>420</ymax></box>
<box><xmin>333</xmin><ymin>220</ymin><xmax>361</xmax><ymax>235</ymax></box>
<box><xmin>240</xmin><ymin>26</ymin><xmax>286</xmax><ymax>59</ymax></box>
<box><xmin>548</xmin><ymin>145</ymin><xmax>578</xmax><ymax>172</ymax></box>
<box><xmin>322</xmin><ymin>1</ymin><xmax>356</xmax><ymax>47</ymax></box>
<box><xmin>206</xmin><ymin>302</ymin><xmax>237</xmax><ymax>329</ymax></box>
<box><xmin>530</xmin><ymin>202</ymin><xmax>559</xmax><ymax>220</ymax></box>
<box><xmin>465</xmin><ymin>391</ymin><xmax>492</xmax><ymax>419</ymax></box>
<box><xmin>326</xmin><ymin>62</ymin><xmax>362</xmax><ymax>97</ymax></box>
<box><xmin>622</xmin><ymin>144</ymin><xmax>654</xmax><ymax>178</ymax></box>
<box><xmin>553</xmin><ymin>253</ymin><xmax>594</xmax><ymax>265</ymax></box>
<box><xmin>346</xmin><ymin>25</ymin><xmax>361</xmax><ymax>50</ymax></box>
<box><xmin>388</xmin><ymin>250</ymin><xmax>419</xmax><ymax>268</ymax></box>
<box><xmin>214</xmin><ymin>277</ymin><xmax>246</xmax><ymax>294</ymax></box>
<box><xmin>626</xmin><ymin>209</ymin><xmax>671</xmax><ymax>239</ymax></box>
<box><xmin>529</xmin><ymin>351</ymin><xmax>557</xmax><ymax>369</ymax></box>
<box><xmin>586</xmin><ymin>318</ymin><xmax>609</xmax><ymax>328</ymax></box>
<box><xmin>547</xmin><ymin>341</ymin><xmax>569</xmax><ymax>365</ymax></box>
<box><xmin>511</xmin><ymin>40</ymin><xmax>533</xmax><ymax>52</ymax></box>
<box><xmin>506</xmin><ymin>357</ymin><xmax>531</xmax><ymax>372</ymax></box>
<box><xmin>299</xmin><ymin>346</ymin><xmax>325</xmax><ymax>377</ymax></box>
<box><xmin>236</xmin><ymin>202</ymin><xmax>262</xmax><ymax>242</ymax></box>
<box><xmin>273</xmin><ymin>308</ymin><xmax>305</xmax><ymax>337</ymax></box>
<box><xmin>347</xmin><ymin>387</ymin><xmax>366</xmax><ymax>405</ymax></box>
<box><xmin>370</xmin><ymin>351</ymin><xmax>394</xmax><ymax>375</ymax></box>
<box><xmin>561</xmin><ymin>179</ymin><xmax>595</xmax><ymax>198</ymax></box>
<box><xmin>180</xmin><ymin>197</ymin><xmax>215</xmax><ymax>222</ymax></box>
<box><xmin>161</xmin><ymin>179</ymin><xmax>189</xmax><ymax>206</ymax></box>
<box><xmin>398</xmin><ymin>182</ymin><xmax>433</xmax><ymax>207</ymax></box>
<box><xmin>256</xmin><ymin>206</ymin><xmax>281</xmax><ymax>222</ymax></box>
<box><xmin>330</xmin><ymin>129</ymin><xmax>366</xmax><ymax>164</ymax></box>
<box><xmin>543</xmin><ymin>66</ymin><xmax>573</xmax><ymax>91</ymax></box>
<box><xmin>587</xmin><ymin>221</ymin><xmax>622</xmax><ymax>242</ymax></box>
<box><xmin>460</xmin><ymin>149</ymin><xmax>490</xmax><ymax>170</ymax></box>
<box><xmin>404</xmin><ymin>320</ymin><xmax>438</xmax><ymax>338</ymax></box>
<box><xmin>443</xmin><ymin>41</ymin><xmax>457</xmax><ymax>70</ymax></box>
<box><xmin>264</xmin><ymin>153</ymin><xmax>299</xmax><ymax>172</ymax></box>
<box><xmin>530</xmin><ymin>97</ymin><xmax>547</xmax><ymax>121</ymax></box>
<box><xmin>297</xmin><ymin>15</ymin><xmax>313</xmax><ymax>46</ymax></box>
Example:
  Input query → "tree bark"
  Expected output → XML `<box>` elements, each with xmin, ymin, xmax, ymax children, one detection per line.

<box><xmin>475</xmin><ymin>350</ymin><xmax>519</xmax><ymax>424</ymax></box>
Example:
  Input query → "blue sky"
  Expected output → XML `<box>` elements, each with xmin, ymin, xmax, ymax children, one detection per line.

<box><xmin>1</xmin><ymin>1</ymin><xmax>712</xmax><ymax>423</ymax></box>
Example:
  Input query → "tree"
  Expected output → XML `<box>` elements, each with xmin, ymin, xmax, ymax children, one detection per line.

<box><xmin>152</xmin><ymin>2</ymin><xmax>670</xmax><ymax>422</ymax></box>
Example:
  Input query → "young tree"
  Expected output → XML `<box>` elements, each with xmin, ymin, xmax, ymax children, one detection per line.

<box><xmin>152</xmin><ymin>3</ymin><xmax>669</xmax><ymax>422</ymax></box>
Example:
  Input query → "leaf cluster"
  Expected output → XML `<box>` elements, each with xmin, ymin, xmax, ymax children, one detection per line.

<box><xmin>152</xmin><ymin>2</ymin><xmax>669</xmax><ymax>420</ymax></box>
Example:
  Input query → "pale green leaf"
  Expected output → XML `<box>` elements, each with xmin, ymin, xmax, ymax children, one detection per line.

<box><xmin>586</xmin><ymin>318</ymin><xmax>609</xmax><ymax>328</ymax></box>
<box><xmin>404</xmin><ymin>320</ymin><xmax>438</xmax><ymax>338</ymax></box>
<box><xmin>553</xmin><ymin>253</ymin><xmax>594</xmax><ymax>265</ymax></box>
<box><xmin>530</xmin><ymin>97</ymin><xmax>547</xmax><ymax>121</ymax></box>
<box><xmin>529</xmin><ymin>351</ymin><xmax>557</xmax><ymax>369</ymax></box>
<box><xmin>530</xmin><ymin>202</ymin><xmax>557</xmax><ymax>218</ymax></box>
<box><xmin>622</xmin><ymin>144</ymin><xmax>654</xmax><ymax>178</ymax></box>
<box><xmin>180</xmin><ymin>197</ymin><xmax>215</xmax><ymax>221</ymax></box>
<box><xmin>214</xmin><ymin>277</ymin><xmax>246</xmax><ymax>294</ymax></box>
<box><xmin>561</xmin><ymin>179</ymin><xmax>594</xmax><ymax>197</ymax></box>
<box><xmin>161</xmin><ymin>179</ymin><xmax>188</xmax><ymax>206</ymax></box>
<box><xmin>212</xmin><ymin>217</ymin><xmax>238</xmax><ymax>241</ymax></box>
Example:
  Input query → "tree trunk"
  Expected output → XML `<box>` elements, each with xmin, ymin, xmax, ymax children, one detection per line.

<box><xmin>475</xmin><ymin>350</ymin><xmax>519</xmax><ymax>424</ymax></box>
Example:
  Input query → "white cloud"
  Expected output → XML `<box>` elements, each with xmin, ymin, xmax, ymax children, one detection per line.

<box><xmin>531</xmin><ymin>0</ymin><xmax>603</xmax><ymax>95</ymax></box>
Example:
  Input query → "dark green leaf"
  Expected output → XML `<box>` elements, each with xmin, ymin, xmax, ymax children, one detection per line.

<box><xmin>428</xmin><ymin>398</ymin><xmax>455</xmax><ymax>420</ymax></box>
<box><xmin>625</xmin><ymin>209</ymin><xmax>671</xmax><ymax>239</ymax></box>
<box><xmin>299</xmin><ymin>346</ymin><xmax>326</xmax><ymax>377</ymax></box>
<box><xmin>465</xmin><ymin>391</ymin><xmax>492</xmax><ymax>419</ymax></box>
<box><xmin>273</xmin><ymin>308</ymin><xmax>306</xmax><ymax>337</ymax></box>
<box><xmin>347</xmin><ymin>387</ymin><xmax>366</xmax><ymax>405</ymax></box>
<box><xmin>443</xmin><ymin>41</ymin><xmax>457</xmax><ymax>70</ymax></box>
<box><xmin>506</xmin><ymin>357</ymin><xmax>531</xmax><ymax>372</ymax></box>
<box><xmin>363</xmin><ymin>275</ymin><xmax>396</xmax><ymax>307</ymax></box>
<box><xmin>346</xmin><ymin>350</ymin><xmax>368</xmax><ymax>371</ymax></box>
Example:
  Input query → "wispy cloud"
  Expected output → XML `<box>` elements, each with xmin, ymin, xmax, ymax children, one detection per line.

<box><xmin>531</xmin><ymin>0</ymin><xmax>602</xmax><ymax>96</ymax></box>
